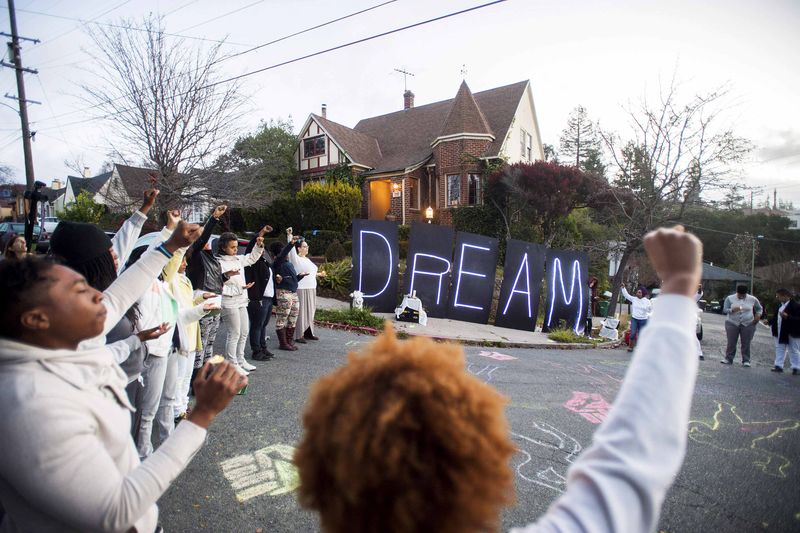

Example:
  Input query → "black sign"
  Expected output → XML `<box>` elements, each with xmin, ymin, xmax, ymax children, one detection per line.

<box><xmin>405</xmin><ymin>222</ymin><xmax>455</xmax><ymax>318</ymax></box>
<box><xmin>351</xmin><ymin>220</ymin><xmax>399</xmax><ymax>313</ymax></box>
<box><xmin>495</xmin><ymin>239</ymin><xmax>546</xmax><ymax>331</ymax></box>
<box><xmin>446</xmin><ymin>232</ymin><xmax>499</xmax><ymax>324</ymax></box>
<box><xmin>542</xmin><ymin>249</ymin><xmax>589</xmax><ymax>334</ymax></box>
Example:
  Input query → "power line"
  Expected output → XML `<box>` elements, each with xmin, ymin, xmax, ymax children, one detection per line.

<box><xmin>22</xmin><ymin>0</ymin><xmax>132</xmax><ymax>53</ymax></box>
<box><xmin>176</xmin><ymin>0</ymin><xmax>266</xmax><ymax>33</ymax></box>
<box><xmin>11</xmin><ymin>6</ymin><xmax>254</xmax><ymax>51</ymax></box>
<box><xmin>37</xmin><ymin>0</ymin><xmax>509</xmax><ymax>133</ymax></box>
<box><xmin>217</xmin><ymin>0</ymin><xmax>398</xmax><ymax>64</ymax></box>
<box><xmin>677</xmin><ymin>222</ymin><xmax>800</xmax><ymax>244</ymax></box>
<box><xmin>32</xmin><ymin>0</ymin><xmax>400</xmax><ymax>124</ymax></box>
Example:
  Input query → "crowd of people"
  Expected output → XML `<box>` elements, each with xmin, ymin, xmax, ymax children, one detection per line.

<box><xmin>1</xmin><ymin>179</ymin><xmax>798</xmax><ymax>533</ymax></box>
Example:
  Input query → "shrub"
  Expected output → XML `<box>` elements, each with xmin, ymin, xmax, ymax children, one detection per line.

<box><xmin>397</xmin><ymin>224</ymin><xmax>411</xmax><ymax>241</ymax></box>
<box><xmin>297</xmin><ymin>181</ymin><xmax>361</xmax><ymax>233</ymax></box>
<box><xmin>451</xmin><ymin>205</ymin><xmax>503</xmax><ymax>239</ymax></box>
<box><xmin>241</xmin><ymin>197</ymin><xmax>303</xmax><ymax>235</ymax></box>
<box><xmin>58</xmin><ymin>191</ymin><xmax>106</xmax><ymax>224</ymax></box>
<box><xmin>317</xmin><ymin>258</ymin><xmax>352</xmax><ymax>298</ymax></box>
<box><xmin>315</xmin><ymin>307</ymin><xmax>384</xmax><ymax>330</ymax></box>
<box><xmin>547</xmin><ymin>329</ymin><xmax>601</xmax><ymax>344</ymax></box>
<box><xmin>399</xmin><ymin>240</ymin><xmax>409</xmax><ymax>260</ymax></box>
<box><xmin>325</xmin><ymin>239</ymin><xmax>347</xmax><ymax>262</ymax></box>
<box><xmin>342</xmin><ymin>240</ymin><xmax>352</xmax><ymax>257</ymax></box>
<box><xmin>305</xmin><ymin>229</ymin><xmax>347</xmax><ymax>256</ymax></box>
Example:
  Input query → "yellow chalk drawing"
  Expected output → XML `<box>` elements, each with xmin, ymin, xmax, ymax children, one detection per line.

<box><xmin>220</xmin><ymin>444</ymin><xmax>300</xmax><ymax>502</ymax></box>
<box><xmin>688</xmin><ymin>402</ymin><xmax>799</xmax><ymax>478</ymax></box>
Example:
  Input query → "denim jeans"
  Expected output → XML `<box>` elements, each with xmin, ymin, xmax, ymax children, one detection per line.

<box><xmin>630</xmin><ymin>317</ymin><xmax>648</xmax><ymax>341</ymax></box>
<box><xmin>248</xmin><ymin>297</ymin><xmax>273</xmax><ymax>352</ymax></box>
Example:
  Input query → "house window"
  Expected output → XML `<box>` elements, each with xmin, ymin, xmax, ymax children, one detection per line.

<box><xmin>303</xmin><ymin>135</ymin><xmax>326</xmax><ymax>158</ymax></box>
<box><xmin>520</xmin><ymin>129</ymin><xmax>532</xmax><ymax>161</ymax></box>
<box><xmin>447</xmin><ymin>174</ymin><xmax>461</xmax><ymax>206</ymax></box>
<box><xmin>408</xmin><ymin>177</ymin><xmax>420</xmax><ymax>209</ymax></box>
<box><xmin>520</xmin><ymin>129</ymin><xmax>527</xmax><ymax>158</ymax></box>
<box><xmin>468</xmin><ymin>174</ymin><xmax>481</xmax><ymax>205</ymax></box>
<box><xmin>421</xmin><ymin>174</ymin><xmax>437</xmax><ymax>208</ymax></box>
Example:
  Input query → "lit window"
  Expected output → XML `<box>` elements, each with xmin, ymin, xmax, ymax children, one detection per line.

<box><xmin>303</xmin><ymin>136</ymin><xmax>326</xmax><ymax>158</ymax></box>
<box><xmin>447</xmin><ymin>174</ymin><xmax>461</xmax><ymax>206</ymax></box>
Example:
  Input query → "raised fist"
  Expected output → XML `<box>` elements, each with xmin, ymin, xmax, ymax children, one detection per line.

<box><xmin>212</xmin><ymin>205</ymin><xmax>227</xmax><ymax>218</ymax></box>
<box><xmin>643</xmin><ymin>225</ymin><xmax>702</xmax><ymax>298</ymax></box>
<box><xmin>165</xmin><ymin>220</ymin><xmax>202</xmax><ymax>252</ymax></box>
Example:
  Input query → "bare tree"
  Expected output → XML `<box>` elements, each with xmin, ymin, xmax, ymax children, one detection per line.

<box><xmin>80</xmin><ymin>15</ymin><xmax>249</xmax><ymax>208</ymax></box>
<box><xmin>597</xmin><ymin>79</ymin><xmax>751</xmax><ymax>314</ymax></box>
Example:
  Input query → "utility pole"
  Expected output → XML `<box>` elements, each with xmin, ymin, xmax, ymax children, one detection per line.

<box><xmin>3</xmin><ymin>0</ymin><xmax>40</xmax><ymax>189</ymax></box>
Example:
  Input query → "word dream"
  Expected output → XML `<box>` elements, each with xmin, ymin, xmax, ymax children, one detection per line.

<box><xmin>352</xmin><ymin>220</ymin><xmax>588</xmax><ymax>334</ymax></box>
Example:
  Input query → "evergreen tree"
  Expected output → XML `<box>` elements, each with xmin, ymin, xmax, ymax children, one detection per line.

<box><xmin>559</xmin><ymin>105</ymin><xmax>599</xmax><ymax>168</ymax></box>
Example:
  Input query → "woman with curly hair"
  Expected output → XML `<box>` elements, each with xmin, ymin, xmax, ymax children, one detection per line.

<box><xmin>295</xmin><ymin>226</ymin><xmax>703</xmax><ymax>533</ymax></box>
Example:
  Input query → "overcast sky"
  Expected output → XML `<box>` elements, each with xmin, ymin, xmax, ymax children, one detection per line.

<box><xmin>2</xmin><ymin>0</ymin><xmax>798</xmax><ymax>207</ymax></box>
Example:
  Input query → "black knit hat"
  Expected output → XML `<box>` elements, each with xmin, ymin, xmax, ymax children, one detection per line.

<box><xmin>50</xmin><ymin>221</ymin><xmax>113</xmax><ymax>266</ymax></box>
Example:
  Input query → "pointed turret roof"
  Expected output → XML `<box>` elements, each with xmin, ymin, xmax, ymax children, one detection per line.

<box><xmin>438</xmin><ymin>81</ymin><xmax>494</xmax><ymax>138</ymax></box>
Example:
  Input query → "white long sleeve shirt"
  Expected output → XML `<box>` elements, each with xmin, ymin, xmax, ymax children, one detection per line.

<box><xmin>288</xmin><ymin>238</ymin><xmax>318</xmax><ymax>290</ymax></box>
<box><xmin>111</xmin><ymin>210</ymin><xmax>147</xmax><ymax>274</ymax></box>
<box><xmin>515</xmin><ymin>294</ymin><xmax>698</xmax><ymax>532</ymax></box>
<box><xmin>0</xmin><ymin>332</ymin><xmax>206</xmax><ymax>533</ymax></box>
<box><xmin>621</xmin><ymin>287</ymin><xmax>653</xmax><ymax>320</ymax></box>
<box><xmin>218</xmin><ymin>244</ymin><xmax>264</xmax><ymax>308</ymax></box>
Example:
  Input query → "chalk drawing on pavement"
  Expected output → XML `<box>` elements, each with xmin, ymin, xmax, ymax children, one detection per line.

<box><xmin>511</xmin><ymin>421</ymin><xmax>583</xmax><ymax>493</ymax></box>
<box><xmin>478</xmin><ymin>350</ymin><xmax>518</xmax><ymax>361</ymax></box>
<box><xmin>467</xmin><ymin>363</ymin><xmax>502</xmax><ymax>382</ymax></box>
<box><xmin>540</xmin><ymin>360</ymin><xmax>622</xmax><ymax>397</ymax></box>
<box><xmin>220</xmin><ymin>444</ymin><xmax>299</xmax><ymax>502</ymax></box>
<box><xmin>563</xmin><ymin>391</ymin><xmax>611</xmax><ymax>424</ymax></box>
<box><xmin>689</xmin><ymin>402</ymin><xmax>800</xmax><ymax>478</ymax></box>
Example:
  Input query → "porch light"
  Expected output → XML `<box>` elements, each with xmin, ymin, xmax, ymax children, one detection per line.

<box><xmin>425</xmin><ymin>206</ymin><xmax>434</xmax><ymax>223</ymax></box>
<box><xmin>391</xmin><ymin>182</ymin><xmax>401</xmax><ymax>193</ymax></box>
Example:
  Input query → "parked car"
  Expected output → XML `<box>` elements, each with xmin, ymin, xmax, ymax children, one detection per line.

<box><xmin>42</xmin><ymin>217</ymin><xmax>60</xmax><ymax>233</ymax></box>
<box><xmin>0</xmin><ymin>222</ymin><xmax>42</xmax><ymax>244</ymax></box>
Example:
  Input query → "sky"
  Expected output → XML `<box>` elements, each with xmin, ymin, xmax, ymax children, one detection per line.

<box><xmin>1</xmin><ymin>0</ymin><xmax>799</xmax><ymax>207</ymax></box>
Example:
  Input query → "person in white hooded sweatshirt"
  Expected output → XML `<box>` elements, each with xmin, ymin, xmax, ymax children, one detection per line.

<box><xmin>0</xmin><ymin>222</ymin><xmax>248</xmax><ymax>533</ymax></box>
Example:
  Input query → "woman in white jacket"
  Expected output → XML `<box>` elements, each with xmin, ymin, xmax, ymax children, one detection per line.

<box><xmin>217</xmin><ymin>229</ymin><xmax>266</xmax><ymax>374</ymax></box>
<box><xmin>0</xmin><ymin>224</ymin><xmax>247</xmax><ymax>533</ymax></box>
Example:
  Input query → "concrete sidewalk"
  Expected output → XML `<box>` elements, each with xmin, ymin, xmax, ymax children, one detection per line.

<box><xmin>317</xmin><ymin>296</ymin><xmax>616</xmax><ymax>349</ymax></box>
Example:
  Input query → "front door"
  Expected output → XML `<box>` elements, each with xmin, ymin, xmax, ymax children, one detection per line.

<box><xmin>369</xmin><ymin>180</ymin><xmax>391</xmax><ymax>220</ymax></box>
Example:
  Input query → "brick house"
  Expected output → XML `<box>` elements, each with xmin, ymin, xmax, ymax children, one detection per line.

<box><xmin>295</xmin><ymin>80</ymin><xmax>544</xmax><ymax>225</ymax></box>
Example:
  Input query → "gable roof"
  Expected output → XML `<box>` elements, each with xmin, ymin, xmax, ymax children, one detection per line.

<box><xmin>702</xmin><ymin>262</ymin><xmax>750</xmax><ymax>282</ymax></box>
<box><xmin>311</xmin><ymin>114</ymin><xmax>382</xmax><ymax>168</ymax></box>
<box><xmin>437</xmin><ymin>81</ymin><xmax>493</xmax><ymax>140</ymax></box>
<box><xmin>114</xmin><ymin>164</ymin><xmax>161</xmax><ymax>199</ymax></box>
<box><xmin>69</xmin><ymin>172</ymin><xmax>113</xmax><ymax>197</ymax></box>
<box><xmin>352</xmin><ymin>80</ymin><xmax>529</xmax><ymax>174</ymax></box>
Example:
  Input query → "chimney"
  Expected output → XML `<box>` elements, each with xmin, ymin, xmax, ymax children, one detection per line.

<box><xmin>321</xmin><ymin>103</ymin><xmax>327</xmax><ymax>119</ymax></box>
<box><xmin>51</xmin><ymin>178</ymin><xmax>63</xmax><ymax>190</ymax></box>
<box><xmin>83</xmin><ymin>166</ymin><xmax>91</xmax><ymax>177</ymax></box>
<box><xmin>404</xmin><ymin>90</ymin><xmax>415</xmax><ymax>110</ymax></box>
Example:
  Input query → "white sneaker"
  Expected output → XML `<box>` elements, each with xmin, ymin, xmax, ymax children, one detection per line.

<box><xmin>743</xmin><ymin>361</ymin><xmax>751</xmax><ymax>367</ymax></box>
<box><xmin>235</xmin><ymin>365</ymin><xmax>250</xmax><ymax>376</ymax></box>
<box><xmin>241</xmin><ymin>361</ymin><xmax>257</xmax><ymax>372</ymax></box>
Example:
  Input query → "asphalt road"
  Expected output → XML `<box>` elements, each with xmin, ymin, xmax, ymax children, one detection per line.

<box><xmin>159</xmin><ymin>311</ymin><xmax>800</xmax><ymax>532</ymax></box>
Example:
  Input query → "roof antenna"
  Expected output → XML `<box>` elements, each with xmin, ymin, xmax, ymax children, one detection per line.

<box><xmin>460</xmin><ymin>63</ymin><xmax>468</xmax><ymax>80</ymax></box>
<box><xmin>393</xmin><ymin>67</ymin><xmax>415</xmax><ymax>91</ymax></box>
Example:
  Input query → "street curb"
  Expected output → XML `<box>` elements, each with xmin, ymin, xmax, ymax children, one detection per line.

<box><xmin>315</xmin><ymin>320</ymin><xmax>622</xmax><ymax>350</ymax></box>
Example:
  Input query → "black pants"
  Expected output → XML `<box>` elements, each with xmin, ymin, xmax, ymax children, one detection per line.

<box><xmin>247</xmin><ymin>297</ymin><xmax>273</xmax><ymax>352</ymax></box>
